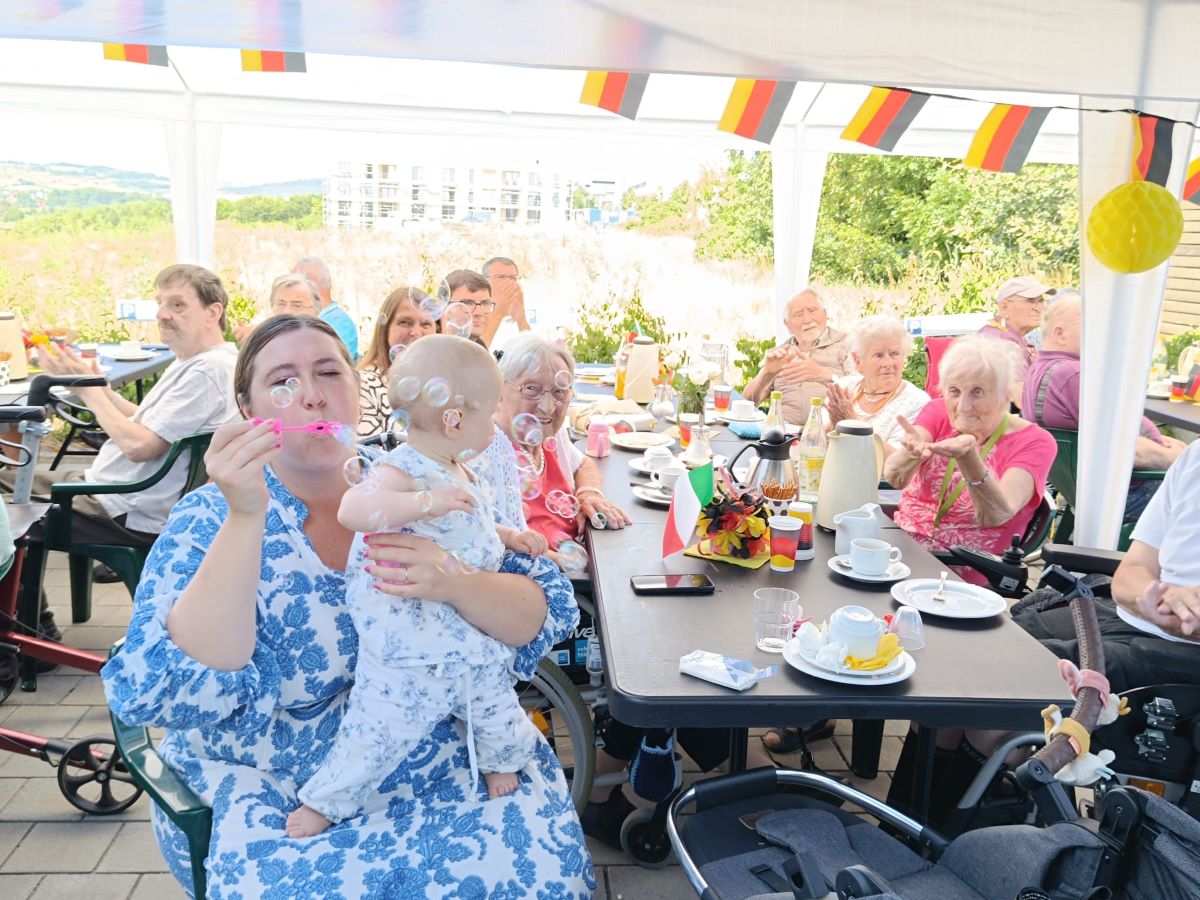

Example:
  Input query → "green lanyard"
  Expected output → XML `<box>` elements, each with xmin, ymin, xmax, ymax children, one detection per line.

<box><xmin>933</xmin><ymin>414</ymin><xmax>1009</xmax><ymax>527</ymax></box>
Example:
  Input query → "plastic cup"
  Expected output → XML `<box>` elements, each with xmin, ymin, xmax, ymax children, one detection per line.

<box><xmin>1170</xmin><ymin>376</ymin><xmax>1187</xmax><ymax>402</ymax></box>
<box><xmin>768</xmin><ymin>515</ymin><xmax>802</xmax><ymax>572</ymax></box>
<box><xmin>891</xmin><ymin>605</ymin><xmax>925</xmax><ymax>651</ymax></box>
<box><xmin>713</xmin><ymin>384</ymin><xmax>732</xmax><ymax>412</ymax></box>
<box><xmin>678</xmin><ymin>413</ymin><xmax>699</xmax><ymax>448</ymax></box>
<box><xmin>754</xmin><ymin>587</ymin><xmax>800</xmax><ymax>653</ymax></box>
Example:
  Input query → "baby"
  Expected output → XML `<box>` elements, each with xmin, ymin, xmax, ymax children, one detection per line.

<box><xmin>287</xmin><ymin>335</ymin><xmax>548</xmax><ymax>838</ymax></box>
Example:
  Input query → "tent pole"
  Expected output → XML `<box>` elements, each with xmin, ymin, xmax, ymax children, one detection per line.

<box><xmin>771</xmin><ymin>124</ymin><xmax>829</xmax><ymax>341</ymax></box>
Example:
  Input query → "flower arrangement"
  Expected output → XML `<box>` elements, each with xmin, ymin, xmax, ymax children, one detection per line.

<box><xmin>663</xmin><ymin>347</ymin><xmax>722</xmax><ymax>415</ymax></box>
<box><xmin>694</xmin><ymin>475</ymin><xmax>771</xmax><ymax>560</ymax></box>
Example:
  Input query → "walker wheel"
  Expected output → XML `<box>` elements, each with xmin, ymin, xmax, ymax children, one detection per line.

<box><xmin>619</xmin><ymin>808</ymin><xmax>675</xmax><ymax>868</ymax></box>
<box><xmin>57</xmin><ymin>736</ymin><xmax>143</xmax><ymax>815</ymax></box>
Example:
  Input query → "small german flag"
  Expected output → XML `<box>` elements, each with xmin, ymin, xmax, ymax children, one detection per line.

<box><xmin>841</xmin><ymin>87</ymin><xmax>929</xmax><ymax>151</ymax></box>
<box><xmin>241</xmin><ymin>50</ymin><xmax>307</xmax><ymax>73</ymax></box>
<box><xmin>102</xmin><ymin>43</ymin><xmax>168</xmax><ymax>67</ymax></box>
<box><xmin>1184</xmin><ymin>158</ymin><xmax>1200</xmax><ymax>205</ymax></box>
<box><xmin>717</xmin><ymin>79</ymin><xmax>796</xmax><ymax>144</ymax></box>
<box><xmin>579</xmin><ymin>71</ymin><xmax>649</xmax><ymax>120</ymax></box>
<box><xmin>964</xmin><ymin>104</ymin><xmax>1050</xmax><ymax>174</ymax></box>
<box><xmin>1131</xmin><ymin>113</ymin><xmax>1175</xmax><ymax>186</ymax></box>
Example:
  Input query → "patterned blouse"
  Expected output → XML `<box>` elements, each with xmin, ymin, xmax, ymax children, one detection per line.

<box><xmin>357</xmin><ymin>366</ymin><xmax>391</xmax><ymax>438</ymax></box>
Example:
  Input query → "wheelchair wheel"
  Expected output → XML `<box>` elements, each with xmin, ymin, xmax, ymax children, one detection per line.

<box><xmin>57</xmin><ymin>736</ymin><xmax>143</xmax><ymax>815</ymax></box>
<box><xmin>518</xmin><ymin>659</ymin><xmax>595</xmax><ymax>815</ymax></box>
<box><xmin>619</xmin><ymin>807</ymin><xmax>675</xmax><ymax>868</ymax></box>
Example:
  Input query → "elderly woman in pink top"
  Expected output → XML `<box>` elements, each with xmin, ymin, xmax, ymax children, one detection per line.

<box><xmin>883</xmin><ymin>334</ymin><xmax>1057</xmax><ymax>583</ymax></box>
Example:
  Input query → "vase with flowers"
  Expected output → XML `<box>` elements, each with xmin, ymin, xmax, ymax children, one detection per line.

<box><xmin>672</xmin><ymin>358</ymin><xmax>722</xmax><ymax>416</ymax></box>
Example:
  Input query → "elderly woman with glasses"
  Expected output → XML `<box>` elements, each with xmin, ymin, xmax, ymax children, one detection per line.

<box><xmin>474</xmin><ymin>334</ymin><xmax>630</xmax><ymax>561</ymax></box>
<box><xmin>356</xmin><ymin>286</ymin><xmax>437</xmax><ymax>436</ymax></box>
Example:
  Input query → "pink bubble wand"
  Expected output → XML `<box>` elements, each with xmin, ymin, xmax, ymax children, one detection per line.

<box><xmin>252</xmin><ymin>417</ymin><xmax>348</xmax><ymax>437</ymax></box>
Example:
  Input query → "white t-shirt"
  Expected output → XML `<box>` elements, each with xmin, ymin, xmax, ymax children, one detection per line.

<box><xmin>1122</xmin><ymin>439</ymin><xmax>1200</xmax><ymax>642</ymax></box>
<box><xmin>833</xmin><ymin>374</ymin><xmax>931</xmax><ymax>447</ymax></box>
<box><xmin>87</xmin><ymin>343</ymin><xmax>239</xmax><ymax>533</ymax></box>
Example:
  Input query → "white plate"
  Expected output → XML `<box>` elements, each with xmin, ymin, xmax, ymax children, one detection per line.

<box><xmin>631</xmin><ymin>485</ymin><xmax>672</xmax><ymax>507</ymax></box>
<box><xmin>1146</xmin><ymin>390</ymin><xmax>1170</xmax><ymax>400</ymax></box>
<box><xmin>891</xmin><ymin>579</ymin><xmax>1006</xmax><ymax>619</ymax></box>
<box><xmin>827</xmin><ymin>555</ymin><xmax>912</xmax><ymax>583</ymax></box>
<box><xmin>110</xmin><ymin>351</ymin><xmax>156</xmax><ymax>362</ymax></box>
<box><xmin>783</xmin><ymin>638</ymin><xmax>916</xmax><ymax>686</ymax></box>
<box><xmin>611</xmin><ymin>432</ymin><xmax>674</xmax><ymax>451</ymax></box>
<box><xmin>713</xmin><ymin>410</ymin><xmax>766</xmax><ymax>424</ymax></box>
<box><xmin>795</xmin><ymin>641</ymin><xmax>907</xmax><ymax>678</ymax></box>
<box><xmin>629</xmin><ymin>452</ymin><xmax>726</xmax><ymax>475</ymax></box>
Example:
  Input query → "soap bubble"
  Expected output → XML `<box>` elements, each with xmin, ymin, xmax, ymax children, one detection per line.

<box><xmin>343</xmin><ymin>454</ymin><xmax>381</xmax><ymax>494</ymax></box>
<box><xmin>419</xmin><ymin>289</ymin><xmax>447</xmax><ymax>321</ymax></box>
<box><xmin>388</xmin><ymin>343</ymin><xmax>407</xmax><ymax>363</ymax></box>
<box><xmin>393</xmin><ymin>375</ymin><xmax>422</xmax><ymax>403</ymax></box>
<box><xmin>544</xmin><ymin>437</ymin><xmax>558</xmax><ymax>454</ymax></box>
<box><xmin>452</xmin><ymin>393</ymin><xmax>466</xmax><ymax>408</ymax></box>
<box><xmin>366</xmin><ymin>510</ymin><xmax>389</xmax><ymax>532</ymax></box>
<box><xmin>270</xmin><ymin>385</ymin><xmax>293</xmax><ymax>408</ymax></box>
<box><xmin>414</xmin><ymin>490</ymin><xmax>433</xmax><ymax>513</ymax></box>
<box><xmin>511</xmin><ymin>413</ymin><xmax>544</xmax><ymax>446</ymax></box>
<box><xmin>513</xmin><ymin>449</ymin><xmax>536</xmax><ymax>472</ymax></box>
<box><xmin>556</xmin><ymin>540</ymin><xmax>589</xmax><ymax>575</ymax></box>
<box><xmin>518</xmin><ymin>467</ymin><xmax>542</xmax><ymax>500</ymax></box>
<box><xmin>546</xmin><ymin>489</ymin><xmax>581</xmax><ymax>520</ymax></box>
<box><xmin>284</xmin><ymin>377</ymin><xmax>302</xmax><ymax>393</ymax></box>
<box><xmin>441</xmin><ymin>302</ymin><xmax>474</xmax><ymax>338</ymax></box>
<box><xmin>422</xmin><ymin>377</ymin><xmax>451</xmax><ymax>408</ymax></box>
<box><xmin>389</xmin><ymin>409</ymin><xmax>410</xmax><ymax>439</ymax></box>
<box><xmin>456</xmin><ymin>546</ymin><xmax>486</xmax><ymax>574</ymax></box>
<box><xmin>442</xmin><ymin>409</ymin><xmax>461</xmax><ymax>428</ymax></box>
<box><xmin>455</xmin><ymin>447</ymin><xmax>479</xmax><ymax>463</ymax></box>
<box><xmin>333</xmin><ymin>424</ymin><xmax>356</xmax><ymax>445</ymax></box>
<box><xmin>554</xmin><ymin>369</ymin><xmax>573</xmax><ymax>390</ymax></box>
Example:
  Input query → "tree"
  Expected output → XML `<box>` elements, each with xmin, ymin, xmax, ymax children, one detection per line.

<box><xmin>571</xmin><ymin>186</ymin><xmax>595</xmax><ymax>209</ymax></box>
<box><xmin>694</xmin><ymin>150</ymin><xmax>774</xmax><ymax>263</ymax></box>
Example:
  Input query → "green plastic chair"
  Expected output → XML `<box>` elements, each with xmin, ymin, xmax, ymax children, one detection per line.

<box><xmin>1044</xmin><ymin>427</ymin><xmax>1165</xmax><ymax>552</ymax></box>
<box><xmin>108</xmin><ymin>640</ymin><xmax>211</xmax><ymax>899</ymax></box>
<box><xmin>42</xmin><ymin>433</ymin><xmax>214</xmax><ymax>625</ymax></box>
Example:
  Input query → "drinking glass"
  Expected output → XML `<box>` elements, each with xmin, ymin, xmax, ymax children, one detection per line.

<box><xmin>754</xmin><ymin>587</ymin><xmax>800</xmax><ymax>653</ymax></box>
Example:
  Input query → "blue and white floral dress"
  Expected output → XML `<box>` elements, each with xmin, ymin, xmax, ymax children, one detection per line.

<box><xmin>300</xmin><ymin>445</ymin><xmax>541</xmax><ymax>821</ymax></box>
<box><xmin>101</xmin><ymin>468</ymin><xmax>593</xmax><ymax>899</ymax></box>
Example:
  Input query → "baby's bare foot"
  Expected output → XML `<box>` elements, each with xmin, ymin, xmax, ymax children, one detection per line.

<box><xmin>286</xmin><ymin>804</ymin><xmax>332</xmax><ymax>838</ymax></box>
<box><xmin>485</xmin><ymin>771</ymin><xmax>519</xmax><ymax>799</ymax></box>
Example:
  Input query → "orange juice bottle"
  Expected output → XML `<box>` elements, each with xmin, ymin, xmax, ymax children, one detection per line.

<box><xmin>613</xmin><ymin>333</ymin><xmax>634</xmax><ymax>399</ymax></box>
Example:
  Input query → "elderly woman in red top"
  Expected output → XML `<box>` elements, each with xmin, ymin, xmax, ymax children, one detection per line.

<box><xmin>884</xmin><ymin>334</ymin><xmax>1057</xmax><ymax>583</ymax></box>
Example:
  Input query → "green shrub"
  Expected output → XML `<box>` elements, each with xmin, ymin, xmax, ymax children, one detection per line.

<box><xmin>566</xmin><ymin>292</ymin><xmax>671</xmax><ymax>363</ymax></box>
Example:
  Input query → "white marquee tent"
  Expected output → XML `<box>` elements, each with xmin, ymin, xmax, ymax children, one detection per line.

<box><xmin>3</xmin><ymin>0</ymin><xmax>1199</xmax><ymax>550</ymax></box>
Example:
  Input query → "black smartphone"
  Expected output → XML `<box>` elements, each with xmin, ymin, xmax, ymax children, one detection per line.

<box><xmin>630</xmin><ymin>574</ymin><xmax>715</xmax><ymax>595</ymax></box>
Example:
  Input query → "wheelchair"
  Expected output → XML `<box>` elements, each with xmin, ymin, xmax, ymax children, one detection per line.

<box><xmin>666</xmin><ymin>566</ymin><xmax>1200</xmax><ymax>899</ymax></box>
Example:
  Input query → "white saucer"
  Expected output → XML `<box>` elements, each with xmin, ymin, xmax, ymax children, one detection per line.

<box><xmin>783</xmin><ymin>638</ymin><xmax>916</xmax><ymax>685</ymax></box>
<box><xmin>630</xmin><ymin>452</ymin><xmax>727</xmax><ymax>475</ymax></box>
<box><xmin>891</xmin><ymin>579</ymin><xmax>1006</xmax><ymax>619</ymax></box>
<box><xmin>611</xmin><ymin>432</ymin><xmax>674</xmax><ymax>451</ymax></box>
<box><xmin>827</xmin><ymin>555</ymin><xmax>911</xmax><ymax>583</ymax></box>
<box><xmin>797</xmin><ymin>643</ymin><xmax>907</xmax><ymax>678</ymax></box>
<box><xmin>110</xmin><ymin>351</ymin><xmax>156</xmax><ymax>362</ymax></box>
<box><xmin>713</xmin><ymin>410</ymin><xmax>766</xmax><ymax>424</ymax></box>
<box><xmin>631</xmin><ymin>485</ymin><xmax>672</xmax><ymax>507</ymax></box>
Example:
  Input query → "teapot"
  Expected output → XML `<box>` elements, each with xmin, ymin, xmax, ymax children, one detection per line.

<box><xmin>730</xmin><ymin>435</ymin><xmax>797</xmax><ymax>513</ymax></box>
<box><xmin>832</xmin><ymin>502</ymin><xmax>885</xmax><ymax>556</ymax></box>
<box><xmin>815</xmin><ymin>419</ymin><xmax>885</xmax><ymax>531</ymax></box>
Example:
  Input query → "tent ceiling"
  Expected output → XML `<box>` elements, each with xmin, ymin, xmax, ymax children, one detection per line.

<box><xmin>3</xmin><ymin>1</ymin><xmax>1200</xmax><ymax>101</ymax></box>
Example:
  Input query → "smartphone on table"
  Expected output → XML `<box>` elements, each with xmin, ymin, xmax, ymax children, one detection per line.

<box><xmin>629</xmin><ymin>574</ymin><xmax>715</xmax><ymax>596</ymax></box>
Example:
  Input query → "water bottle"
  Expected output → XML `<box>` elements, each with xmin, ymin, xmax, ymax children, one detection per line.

<box><xmin>586</xmin><ymin>631</ymin><xmax>603</xmax><ymax>687</ymax></box>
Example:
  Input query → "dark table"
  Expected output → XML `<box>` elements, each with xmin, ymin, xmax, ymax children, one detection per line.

<box><xmin>0</xmin><ymin>344</ymin><xmax>175</xmax><ymax>406</ymax></box>
<box><xmin>1144</xmin><ymin>397</ymin><xmax>1200</xmax><ymax>432</ymax></box>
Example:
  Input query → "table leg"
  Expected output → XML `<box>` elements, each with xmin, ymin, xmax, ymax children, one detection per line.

<box><xmin>850</xmin><ymin>719</ymin><xmax>884</xmax><ymax>779</ymax></box>
<box><xmin>135</xmin><ymin>379</ymin><xmax>145</xmax><ymax>403</ymax></box>
<box><xmin>913</xmin><ymin>725</ymin><xmax>937</xmax><ymax>822</ymax></box>
<box><xmin>728</xmin><ymin>727</ymin><xmax>748</xmax><ymax>772</ymax></box>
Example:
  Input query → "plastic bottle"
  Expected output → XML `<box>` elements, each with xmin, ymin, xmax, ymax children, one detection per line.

<box><xmin>798</xmin><ymin>397</ymin><xmax>827</xmax><ymax>492</ymax></box>
<box><xmin>763</xmin><ymin>390</ymin><xmax>786</xmax><ymax>442</ymax></box>
<box><xmin>1149</xmin><ymin>334</ymin><xmax>1169</xmax><ymax>383</ymax></box>
<box><xmin>613</xmin><ymin>332</ymin><xmax>634</xmax><ymax>399</ymax></box>
<box><xmin>586</xmin><ymin>631</ymin><xmax>603</xmax><ymax>688</ymax></box>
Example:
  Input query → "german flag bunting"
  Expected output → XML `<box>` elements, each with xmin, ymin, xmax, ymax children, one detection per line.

<box><xmin>580</xmin><ymin>71</ymin><xmax>649</xmax><ymax>120</ymax></box>
<box><xmin>102</xmin><ymin>43</ymin><xmax>168</xmax><ymax>66</ymax></box>
<box><xmin>241</xmin><ymin>50</ymin><xmax>307</xmax><ymax>73</ymax></box>
<box><xmin>964</xmin><ymin>104</ymin><xmax>1049</xmax><ymax>174</ymax></box>
<box><xmin>841</xmin><ymin>87</ymin><xmax>929</xmax><ymax>151</ymax></box>
<box><xmin>1131</xmin><ymin>113</ymin><xmax>1175</xmax><ymax>186</ymax></box>
<box><xmin>1184</xmin><ymin>158</ymin><xmax>1200</xmax><ymax>205</ymax></box>
<box><xmin>717</xmin><ymin>79</ymin><xmax>795</xmax><ymax>144</ymax></box>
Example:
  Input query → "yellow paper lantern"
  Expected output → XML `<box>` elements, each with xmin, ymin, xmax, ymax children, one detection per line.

<box><xmin>1086</xmin><ymin>181</ymin><xmax>1183</xmax><ymax>274</ymax></box>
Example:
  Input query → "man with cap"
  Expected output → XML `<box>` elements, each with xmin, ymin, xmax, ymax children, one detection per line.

<box><xmin>979</xmin><ymin>275</ymin><xmax>1053</xmax><ymax>409</ymax></box>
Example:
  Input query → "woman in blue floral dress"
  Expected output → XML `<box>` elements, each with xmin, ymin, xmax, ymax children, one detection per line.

<box><xmin>102</xmin><ymin>315</ymin><xmax>594</xmax><ymax>899</ymax></box>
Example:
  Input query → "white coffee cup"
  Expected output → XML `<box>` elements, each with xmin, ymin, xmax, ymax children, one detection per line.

<box><xmin>641</xmin><ymin>445</ymin><xmax>674</xmax><ymax>471</ymax></box>
<box><xmin>730</xmin><ymin>399</ymin><xmax>757</xmax><ymax>419</ymax></box>
<box><xmin>849</xmin><ymin>538</ymin><xmax>902</xmax><ymax>576</ymax></box>
<box><xmin>828</xmin><ymin>605</ymin><xmax>885</xmax><ymax>659</ymax></box>
<box><xmin>650</xmin><ymin>463</ymin><xmax>687</xmax><ymax>492</ymax></box>
<box><xmin>119</xmin><ymin>339</ymin><xmax>142</xmax><ymax>355</ymax></box>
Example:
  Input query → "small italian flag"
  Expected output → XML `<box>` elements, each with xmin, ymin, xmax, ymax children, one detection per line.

<box><xmin>662</xmin><ymin>462</ymin><xmax>714</xmax><ymax>558</ymax></box>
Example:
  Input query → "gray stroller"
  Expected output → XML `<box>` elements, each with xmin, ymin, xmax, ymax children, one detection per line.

<box><xmin>666</xmin><ymin>569</ymin><xmax>1200</xmax><ymax>899</ymax></box>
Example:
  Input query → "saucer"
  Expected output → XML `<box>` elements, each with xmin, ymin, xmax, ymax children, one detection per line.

<box><xmin>827</xmin><ymin>555</ymin><xmax>911</xmax><ymax>583</ymax></box>
<box><xmin>611</xmin><ymin>432</ymin><xmax>674</xmax><ymax>451</ymax></box>
<box><xmin>630</xmin><ymin>452</ymin><xmax>726</xmax><ymax>474</ymax></box>
<box><xmin>783</xmin><ymin>638</ymin><xmax>915</xmax><ymax>686</ymax></box>
<box><xmin>631</xmin><ymin>485</ymin><xmax>672</xmax><ymax>507</ymax></box>
<box><xmin>110</xmin><ymin>351</ymin><xmax>156</xmax><ymax>362</ymax></box>
<box><xmin>714</xmin><ymin>410</ymin><xmax>766</xmax><ymax>424</ymax></box>
<box><xmin>891</xmin><ymin>579</ymin><xmax>1005</xmax><ymax>619</ymax></box>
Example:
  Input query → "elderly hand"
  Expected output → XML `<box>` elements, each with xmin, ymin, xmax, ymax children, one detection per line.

<box><xmin>577</xmin><ymin>493</ymin><xmax>630</xmax><ymax>530</ymax></box>
<box><xmin>777</xmin><ymin>357</ymin><xmax>832</xmax><ymax>386</ymax></box>
<box><xmin>761</xmin><ymin>346</ymin><xmax>791</xmax><ymax>378</ymax></box>
<box><xmin>1154</xmin><ymin>582</ymin><xmax>1200</xmax><ymax>636</ymax></box>
<box><xmin>364</xmin><ymin>532</ymin><xmax>456</xmax><ymax>600</ymax></box>
<box><xmin>896</xmin><ymin>415</ymin><xmax>933</xmax><ymax>462</ymax></box>
<box><xmin>38</xmin><ymin>342</ymin><xmax>103</xmax><ymax>379</ymax></box>
<box><xmin>204</xmin><ymin>419</ymin><xmax>282</xmax><ymax>517</ymax></box>
<box><xmin>927</xmin><ymin>433</ymin><xmax>978</xmax><ymax>460</ymax></box>
<box><xmin>825</xmin><ymin>382</ymin><xmax>856</xmax><ymax>424</ymax></box>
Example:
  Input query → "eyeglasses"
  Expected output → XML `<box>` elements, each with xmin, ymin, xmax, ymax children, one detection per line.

<box><xmin>509</xmin><ymin>381</ymin><xmax>572</xmax><ymax>403</ymax></box>
<box><xmin>462</xmin><ymin>300</ymin><xmax>497</xmax><ymax>313</ymax></box>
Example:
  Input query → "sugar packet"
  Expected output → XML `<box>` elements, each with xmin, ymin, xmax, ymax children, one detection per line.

<box><xmin>679</xmin><ymin>650</ymin><xmax>776</xmax><ymax>691</ymax></box>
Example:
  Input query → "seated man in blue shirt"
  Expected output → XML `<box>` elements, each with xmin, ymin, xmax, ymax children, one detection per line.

<box><xmin>293</xmin><ymin>255</ymin><xmax>359</xmax><ymax>359</ymax></box>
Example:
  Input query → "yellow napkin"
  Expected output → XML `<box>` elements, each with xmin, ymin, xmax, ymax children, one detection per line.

<box><xmin>685</xmin><ymin>539</ymin><xmax>770</xmax><ymax>569</ymax></box>
<box><xmin>845</xmin><ymin>632</ymin><xmax>903</xmax><ymax>671</ymax></box>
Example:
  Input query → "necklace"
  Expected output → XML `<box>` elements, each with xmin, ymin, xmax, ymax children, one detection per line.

<box><xmin>854</xmin><ymin>381</ymin><xmax>902</xmax><ymax>412</ymax></box>
<box><xmin>529</xmin><ymin>444</ymin><xmax>546</xmax><ymax>475</ymax></box>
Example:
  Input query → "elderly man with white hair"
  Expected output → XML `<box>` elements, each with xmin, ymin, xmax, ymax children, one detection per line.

<box><xmin>743</xmin><ymin>289</ymin><xmax>854</xmax><ymax>424</ymax></box>
<box><xmin>825</xmin><ymin>315</ymin><xmax>930</xmax><ymax>453</ymax></box>
<box><xmin>293</xmin><ymin>254</ymin><xmax>359</xmax><ymax>358</ymax></box>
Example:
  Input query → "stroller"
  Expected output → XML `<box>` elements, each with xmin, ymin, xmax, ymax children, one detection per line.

<box><xmin>666</xmin><ymin>567</ymin><xmax>1200</xmax><ymax>899</ymax></box>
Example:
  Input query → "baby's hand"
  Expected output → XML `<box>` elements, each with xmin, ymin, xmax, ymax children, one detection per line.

<box><xmin>507</xmin><ymin>529</ymin><xmax>549</xmax><ymax>556</ymax></box>
<box><xmin>417</xmin><ymin>485</ymin><xmax>477</xmax><ymax>518</ymax></box>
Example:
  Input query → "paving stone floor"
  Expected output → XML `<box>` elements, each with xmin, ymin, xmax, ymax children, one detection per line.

<box><xmin>2</xmin><ymin>552</ymin><xmax>902</xmax><ymax>899</ymax></box>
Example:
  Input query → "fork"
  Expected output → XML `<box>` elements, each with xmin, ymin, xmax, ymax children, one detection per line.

<box><xmin>931</xmin><ymin>570</ymin><xmax>949</xmax><ymax>603</ymax></box>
